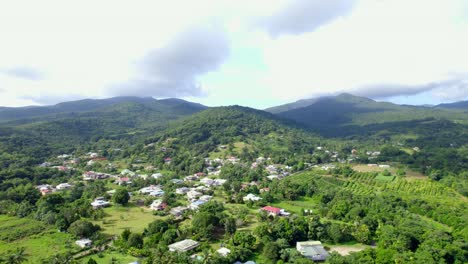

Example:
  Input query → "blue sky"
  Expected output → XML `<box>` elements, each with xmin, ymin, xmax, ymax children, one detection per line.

<box><xmin>0</xmin><ymin>0</ymin><xmax>467</xmax><ymax>109</ymax></box>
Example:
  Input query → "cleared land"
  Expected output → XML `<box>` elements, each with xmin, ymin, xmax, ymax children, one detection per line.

<box><xmin>91</xmin><ymin>205</ymin><xmax>164</xmax><ymax>236</ymax></box>
<box><xmin>0</xmin><ymin>215</ymin><xmax>76</xmax><ymax>263</ymax></box>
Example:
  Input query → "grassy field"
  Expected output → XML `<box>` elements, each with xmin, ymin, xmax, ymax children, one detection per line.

<box><xmin>0</xmin><ymin>215</ymin><xmax>76</xmax><ymax>263</ymax></box>
<box><xmin>91</xmin><ymin>205</ymin><xmax>164</xmax><ymax>236</ymax></box>
<box><xmin>271</xmin><ymin>196</ymin><xmax>319</xmax><ymax>214</ymax></box>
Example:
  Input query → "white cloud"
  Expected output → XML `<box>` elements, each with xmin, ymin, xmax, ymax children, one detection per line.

<box><xmin>0</xmin><ymin>0</ymin><xmax>466</xmax><ymax>107</ymax></box>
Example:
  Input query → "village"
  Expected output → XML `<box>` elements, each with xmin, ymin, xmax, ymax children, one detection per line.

<box><xmin>30</xmin><ymin>143</ymin><xmax>404</xmax><ymax>263</ymax></box>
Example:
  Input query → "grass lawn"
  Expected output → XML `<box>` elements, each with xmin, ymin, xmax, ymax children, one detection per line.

<box><xmin>271</xmin><ymin>196</ymin><xmax>318</xmax><ymax>214</ymax></box>
<box><xmin>79</xmin><ymin>250</ymin><xmax>139</xmax><ymax>264</ymax></box>
<box><xmin>92</xmin><ymin>204</ymin><xmax>165</xmax><ymax>236</ymax></box>
<box><xmin>0</xmin><ymin>215</ymin><xmax>76</xmax><ymax>263</ymax></box>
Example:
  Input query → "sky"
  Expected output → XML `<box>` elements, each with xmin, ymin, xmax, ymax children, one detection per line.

<box><xmin>0</xmin><ymin>0</ymin><xmax>467</xmax><ymax>109</ymax></box>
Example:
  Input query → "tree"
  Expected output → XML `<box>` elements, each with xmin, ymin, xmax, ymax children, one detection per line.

<box><xmin>68</xmin><ymin>220</ymin><xmax>100</xmax><ymax>238</ymax></box>
<box><xmin>113</xmin><ymin>188</ymin><xmax>130</xmax><ymax>206</ymax></box>
<box><xmin>87</xmin><ymin>258</ymin><xmax>98</xmax><ymax>264</ymax></box>
<box><xmin>224</xmin><ymin>217</ymin><xmax>237</xmax><ymax>235</ymax></box>
<box><xmin>127</xmin><ymin>233</ymin><xmax>143</xmax><ymax>249</ymax></box>
<box><xmin>1</xmin><ymin>247</ymin><xmax>29</xmax><ymax>264</ymax></box>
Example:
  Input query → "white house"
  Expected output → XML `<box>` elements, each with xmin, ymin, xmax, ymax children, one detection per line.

<box><xmin>176</xmin><ymin>187</ymin><xmax>190</xmax><ymax>195</ymax></box>
<box><xmin>187</xmin><ymin>190</ymin><xmax>202</xmax><ymax>200</ymax></box>
<box><xmin>91</xmin><ymin>198</ymin><xmax>110</xmax><ymax>209</ymax></box>
<box><xmin>56</xmin><ymin>183</ymin><xmax>72</xmax><ymax>190</ymax></box>
<box><xmin>75</xmin><ymin>238</ymin><xmax>92</xmax><ymax>248</ymax></box>
<box><xmin>150</xmin><ymin>199</ymin><xmax>166</xmax><ymax>211</ymax></box>
<box><xmin>217</xmin><ymin>247</ymin><xmax>231</xmax><ymax>257</ymax></box>
<box><xmin>243</xmin><ymin>193</ymin><xmax>262</xmax><ymax>202</ymax></box>
<box><xmin>168</xmin><ymin>239</ymin><xmax>200</xmax><ymax>252</ymax></box>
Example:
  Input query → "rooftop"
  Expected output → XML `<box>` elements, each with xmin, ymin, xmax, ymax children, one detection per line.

<box><xmin>168</xmin><ymin>239</ymin><xmax>200</xmax><ymax>252</ymax></box>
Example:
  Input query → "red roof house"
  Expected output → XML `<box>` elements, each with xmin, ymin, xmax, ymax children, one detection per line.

<box><xmin>261</xmin><ymin>206</ymin><xmax>281</xmax><ymax>216</ymax></box>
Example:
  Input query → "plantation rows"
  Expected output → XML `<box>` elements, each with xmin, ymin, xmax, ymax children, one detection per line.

<box><xmin>342</xmin><ymin>181</ymin><xmax>375</xmax><ymax>196</ymax></box>
<box><xmin>385</xmin><ymin>179</ymin><xmax>455</xmax><ymax>197</ymax></box>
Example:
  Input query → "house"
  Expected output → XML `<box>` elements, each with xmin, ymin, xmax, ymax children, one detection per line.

<box><xmin>171</xmin><ymin>179</ymin><xmax>183</xmax><ymax>184</ymax></box>
<box><xmin>296</xmin><ymin>241</ymin><xmax>330</xmax><ymax>261</ymax></box>
<box><xmin>91</xmin><ymin>198</ymin><xmax>110</xmax><ymax>209</ymax></box>
<box><xmin>200</xmin><ymin>177</ymin><xmax>214</xmax><ymax>186</ymax></box>
<box><xmin>139</xmin><ymin>185</ymin><xmax>162</xmax><ymax>194</ymax></box>
<box><xmin>217</xmin><ymin>247</ymin><xmax>231</xmax><ymax>257</ymax></box>
<box><xmin>170</xmin><ymin>206</ymin><xmax>189</xmax><ymax>217</ymax></box>
<box><xmin>168</xmin><ymin>239</ymin><xmax>200</xmax><ymax>252</ymax></box>
<box><xmin>267</xmin><ymin>175</ymin><xmax>279</xmax><ymax>180</ymax></box>
<box><xmin>199</xmin><ymin>195</ymin><xmax>213</xmax><ymax>202</ymax></box>
<box><xmin>260</xmin><ymin>188</ymin><xmax>270</xmax><ymax>193</ymax></box>
<box><xmin>256</xmin><ymin>157</ymin><xmax>266</xmax><ymax>163</ymax></box>
<box><xmin>152</xmin><ymin>173</ymin><xmax>163</xmax><ymax>179</ymax></box>
<box><xmin>116</xmin><ymin>177</ymin><xmax>132</xmax><ymax>185</ymax></box>
<box><xmin>56</xmin><ymin>183</ymin><xmax>72</xmax><ymax>190</ymax></box>
<box><xmin>184</xmin><ymin>175</ymin><xmax>199</xmax><ymax>181</ymax></box>
<box><xmin>150</xmin><ymin>199</ymin><xmax>167</xmax><ymax>211</ymax></box>
<box><xmin>243</xmin><ymin>193</ymin><xmax>262</xmax><ymax>202</ymax></box>
<box><xmin>120</xmin><ymin>169</ymin><xmax>136</xmax><ymax>177</ymax></box>
<box><xmin>164</xmin><ymin>157</ymin><xmax>172</xmax><ymax>164</ymax></box>
<box><xmin>176</xmin><ymin>187</ymin><xmax>190</xmax><ymax>195</ymax></box>
<box><xmin>187</xmin><ymin>190</ymin><xmax>202</xmax><ymax>200</ymax></box>
<box><xmin>189</xmin><ymin>200</ymin><xmax>207</xmax><ymax>210</ymax></box>
<box><xmin>261</xmin><ymin>206</ymin><xmax>281</xmax><ymax>216</ymax></box>
<box><xmin>213</xmin><ymin>179</ymin><xmax>227</xmax><ymax>186</ymax></box>
<box><xmin>149</xmin><ymin>190</ymin><xmax>165</xmax><ymax>197</ymax></box>
<box><xmin>75</xmin><ymin>238</ymin><xmax>92</xmax><ymax>248</ymax></box>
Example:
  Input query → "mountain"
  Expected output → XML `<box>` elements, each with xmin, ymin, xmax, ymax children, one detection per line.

<box><xmin>265</xmin><ymin>98</ymin><xmax>322</xmax><ymax>114</ymax></box>
<box><xmin>0</xmin><ymin>96</ymin><xmax>206</xmax><ymax>123</ymax></box>
<box><xmin>269</xmin><ymin>93</ymin><xmax>468</xmax><ymax>137</ymax></box>
<box><xmin>0</xmin><ymin>97</ymin><xmax>207</xmax><ymax>164</ymax></box>
<box><xmin>436</xmin><ymin>100</ymin><xmax>468</xmax><ymax>110</ymax></box>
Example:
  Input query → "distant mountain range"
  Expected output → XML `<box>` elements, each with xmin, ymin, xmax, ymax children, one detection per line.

<box><xmin>0</xmin><ymin>96</ymin><xmax>206</xmax><ymax>123</ymax></box>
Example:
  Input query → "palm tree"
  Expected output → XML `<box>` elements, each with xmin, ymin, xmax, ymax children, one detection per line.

<box><xmin>1</xmin><ymin>247</ymin><xmax>29</xmax><ymax>264</ymax></box>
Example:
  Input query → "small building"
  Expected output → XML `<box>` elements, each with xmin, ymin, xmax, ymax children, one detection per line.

<box><xmin>168</xmin><ymin>239</ymin><xmax>200</xmax><ymax>252</ymax></box>
<box><xmin>189</xmin><ymin>200</ymin><xmax>207</xmax><ymax>210</ymax></box>
<box><xmin>217</xmin><ymin>247</ymin><xmax>231</xmax><ymax>257</ymax></box>
<box><xmin>199</xmin><ymin>195</ymin><xmax>213</xmax><ymax>202</ymax></box>
<box><xmin>379</xmin><ymin>164</ymin><xmax>391</xmax><ymax>168</ymax></box>
<box><xmin>150</xmin><ymin>199</ymin><xmax>167</xmax><ymax>211</ymax></box>
<box><xmin>149</xmin><ymin>190</ymin><xmax>165</xmax><ymax>197</ymax></box>
<box><xmin>91</xmin><ymin>199</ymin><xmax>110</xmax><ymax>209</ymax></box>
<box><xmin>243</xmin><ymin>193</ymin><xmax>262</xmax><ymax>202</ymax></box>
<box><xmin>139</xmin><ymin>185</ymin><xmax>162</xmax><ymax>194</ymax></box>
<box><xmin>75</xmin><ymin>238</ymin><xmax>92</xmax><ymax>248</ymax></box>
<box><xmin>187</xmin><ymin>190</ymin><xmax>202</xmax><ymax>200</ymax></box>
<box><xmin>296</xmin><ymin>241</ymin><xmax>330</xmax><ymax>261</ymax></box>
<box><xmin>56</xmin><ymin>183</ymin><xmax>72</xmax><ymax>190</ymax></box>
<box><xmin>116</xmin><ymin>177</ymin><xmax>132</xmax><ymax>185</ymax></box>
<box><xmin>176</xmin><ymin>187</ymin><xmax>191</xmax><ymax>195</ymax></box>
<box><xmin>170</xmin><ymin>206</ymin><xmax>189</xmax><ymax>217</ymax></box>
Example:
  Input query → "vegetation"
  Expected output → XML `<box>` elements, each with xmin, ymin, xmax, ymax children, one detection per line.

<box><xmin>0</xmin><ymin>95</ymin><xmax>466</xmax><ymax>263</ymax></box>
